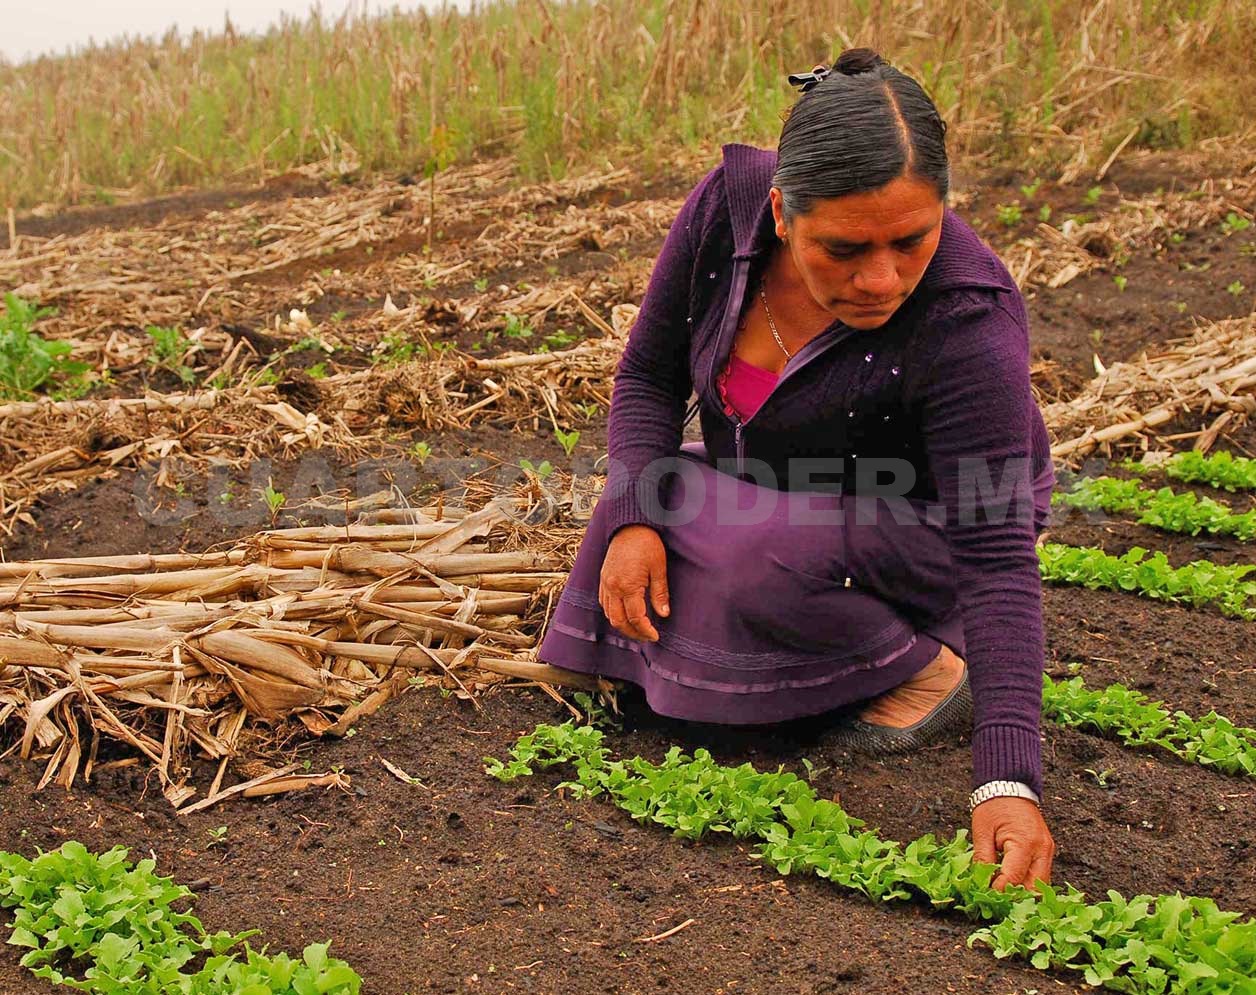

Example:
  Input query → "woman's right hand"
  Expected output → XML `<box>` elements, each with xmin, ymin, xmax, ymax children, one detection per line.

<box><xmin>599</xmin><ymin>524</ymin><xmax>670</xmax><ymax>642</ymax></box>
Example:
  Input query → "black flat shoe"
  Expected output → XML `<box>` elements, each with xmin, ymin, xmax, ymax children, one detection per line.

<box><xmin>829</xmin><ymin>664</ymin><xmax>972</xmax><ymax>755</ymax></box>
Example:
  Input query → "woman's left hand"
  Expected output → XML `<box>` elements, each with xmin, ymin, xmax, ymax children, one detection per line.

<box><xmin>971</xmin><ymin>797</ymin><xmax>1055</xmax><ymax>893</ymax></box>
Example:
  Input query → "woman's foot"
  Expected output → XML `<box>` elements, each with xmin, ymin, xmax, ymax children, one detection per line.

<box><xmin>829</xmin><ymin>645</ymin><xmax>972</xmax><ymax>755</ymax></box>
<box><xmin>857</xmin><ymin>644</ymin><xmax>966</xmax><ymax>728</ymax></box>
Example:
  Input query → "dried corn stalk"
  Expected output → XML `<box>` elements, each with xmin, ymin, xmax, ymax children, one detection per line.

<box><xmin>0</xmin><ymin>491</ymin><xmax>602</xmax><ymax>810</ymax></box>
<box><xmin>1046</xmin><ymin>310</ymin><xmax>1256</xmax><ymax>461</ymax></box>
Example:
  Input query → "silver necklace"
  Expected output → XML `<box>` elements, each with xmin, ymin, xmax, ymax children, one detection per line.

<box><xmin>757</xmin><ymin>276</ymin><xmax>792</xmax><ymax>359</ymax></box>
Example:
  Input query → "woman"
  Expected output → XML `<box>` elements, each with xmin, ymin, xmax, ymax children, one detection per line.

<box><xmin>538</xmin><ymin>49</ymin><xmax>1056</xmax><ymax>892</ymax></box>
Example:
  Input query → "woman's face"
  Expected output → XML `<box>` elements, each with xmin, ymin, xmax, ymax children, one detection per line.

<box><xmin>770</xmin><ymin>174</ymin><xmax>945</xmax><ymax>330</ymax></box>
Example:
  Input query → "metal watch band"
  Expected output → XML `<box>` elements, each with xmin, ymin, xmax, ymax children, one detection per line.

<box><xmin>969</xmin><ymin>780</ymin><xmax>1041</xmax><ymax>811</ymax></box>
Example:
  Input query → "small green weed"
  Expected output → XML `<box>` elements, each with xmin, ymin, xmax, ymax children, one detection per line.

<box><xmin>554</xmin><ymin>427</ymin><xmax>580</xmax><ymax>456</ymax></box>
<box><xmin>263</xmin><ymin>479</ymin><xmax>286</xmax><ymax>519</ymax></box>
<box><xmin>544</xmin><ymin>328</ymin><xmax>579</xmax><ymax>349</ymax></box>
<box><xmin>0</xmin><ymin>293</ymin><xmax>91</xmax><ymax>399</ymax></box>
<box><xmin>1220</xmin><ymin>212</ymin><xmax>1251</xmax><ymax>235</ymax></box>
<box><xmin>502</xmin><ymin>313</ymin><xmax>534</xmax><ymax>339</ymax></box>
<box><xmin>995</xmin><ymin>203</ymin><xmax>1022</xmax><ymax>227</ymax></box>
<box><xmin>373</xmin><ymin>330</ymin><xmax>421</xmax><ymax>365</ymax></box>
<box><xmin>146</xmin><ymin>324</ymin><xmax>197</xmax><ymax>384</ymax></box>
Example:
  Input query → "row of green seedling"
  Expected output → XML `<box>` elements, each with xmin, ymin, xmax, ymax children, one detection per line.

<box><xmin>1037</xmin><ymin>542</ymin><xmax>1256</xmax><ymax>620</ymax></box>
<box><xmin>1127</xmin><ymin>451</ymin><xmax>1256</xmax><ymax>493</ymax></box>
<box><xmin>0</xmin><ymin>842</ymin><xmax>361</xmax><ymax>994</ymax></box>
<box><xmin>485</xmin><ymin>723</ymin><xmax>1255</xmax><ymax>994</ymax></box>
<box><xmin>1055</xmin><ymin>476</ymin><xmax>1256</xmax><ymax>541</ymax></box>
<box><xmin>1044</xmin><ymin>672</ymin><xmax>1256</xmax><ymax>777</ymax></box>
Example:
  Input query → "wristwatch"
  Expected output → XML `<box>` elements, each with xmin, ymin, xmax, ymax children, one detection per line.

<box><xmin>969</xmin><ymin>780</ymin><xmax>1040</xmax><ymax>812</ymax></box>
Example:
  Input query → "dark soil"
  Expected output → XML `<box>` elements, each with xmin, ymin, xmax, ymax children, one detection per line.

<box><xmin>0</xmin><ymin>421</ymin><xmax>607</xmax><ymax>563</ymax></box>
<box><xmin>3</xmin><ymin>154</ymin><xmax>1256</xmax><ymax>993</ymax></box>
<box><xmin>960</xmin><ymin>165</ymin><xmax>1256</xmax><ymax>386</ymax></box>
<box><xmin>1045</xmin><ymin>511</ymin><xmax>1256</xmax><ymax>570</ymax></box>
<box><xmin>4</xmin><ymin>172</ymin><xmax>333</xmax><ymax>245</ymax></box>
<box><xmin>1</xmin><ymin>608</ymin><xmax>1252</xmax><ymax>994</ymax></box>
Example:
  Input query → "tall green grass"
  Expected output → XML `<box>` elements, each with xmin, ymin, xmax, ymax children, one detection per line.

<box><xmin>1</xmin><ymin>0</ymin><xmax>1252</xmax><ymax>210</ymax></box>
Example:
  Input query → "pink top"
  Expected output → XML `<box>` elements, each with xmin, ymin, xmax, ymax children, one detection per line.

<box><xmin>716</xmin><ymin>353</ymin><xmax>779</xmax><ymax>422</ymax></box>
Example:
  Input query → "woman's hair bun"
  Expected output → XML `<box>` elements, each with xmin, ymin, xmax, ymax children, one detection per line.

<box><xmin>833</xmin><ymin>48</ymin><xmax>887</xmax><ymax>76</ymax></box>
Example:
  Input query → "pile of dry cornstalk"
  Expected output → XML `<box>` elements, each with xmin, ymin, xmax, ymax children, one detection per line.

<box><xmin>0</xmin><ymin>385</ymin><xmax>354</xmax><ymax>534</ymax></box>
<box><xmin>321</xmin><ymin>299</ymin><xmax>640</xmax><ymax>432</ymax></box>
<box><xmin>1046</xmin><ymin>309</ymin><xmax>1256</xmax><ymax>461</ymax></box>
<box><xmin>0</xmin><ymin>493</ymin><xmax>600</xmax><ymax>810</ymax></box>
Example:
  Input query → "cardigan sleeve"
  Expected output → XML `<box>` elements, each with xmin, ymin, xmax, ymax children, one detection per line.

<box><xmin>917</xmin><ymin>287</ymin><xmax>1045</xmax><ymax>798</ymax></box>
<box><xmin>601</xmin><ymin>166</ymin><xmax>721</xmax><ymax>540</ymax></box>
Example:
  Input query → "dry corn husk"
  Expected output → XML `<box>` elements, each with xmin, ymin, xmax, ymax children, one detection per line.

<box><xmin>0</xmin><ymin>490</ymin><xmax>606</xmax><ymax>810</ymax></box>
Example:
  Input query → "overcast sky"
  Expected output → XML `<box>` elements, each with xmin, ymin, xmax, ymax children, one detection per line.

<box><xmin>0</xmin><ymin>0</ymin><xmax>480</xmax><ymax>64</ymax></box>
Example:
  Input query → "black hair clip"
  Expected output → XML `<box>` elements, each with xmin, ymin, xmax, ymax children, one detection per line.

<box><xmin>787</xmin><ymin>64</ymin><xmax>831</xmax><ymax>94</ymax></box>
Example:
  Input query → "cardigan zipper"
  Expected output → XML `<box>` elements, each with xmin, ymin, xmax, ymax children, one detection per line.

<box><xmin>704</xmin><ymin>258</ymin><xmax>859</xmax><ymax>478</ymax></box>
<box><xmin>728</xmin><ymin>325</ymin><xmax>856</xmax><ymax>477</ymax></box>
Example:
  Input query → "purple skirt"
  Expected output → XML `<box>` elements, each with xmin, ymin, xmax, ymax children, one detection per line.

<box><xmin>538</xmin><ymin>442</ymin><xmax>1052</xmax><ymax>725</ymax></box>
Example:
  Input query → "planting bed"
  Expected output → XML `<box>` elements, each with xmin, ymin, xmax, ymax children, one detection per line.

<box><xmin>1</xmin><ymin>147</ymin><xmax>1254</xmax><ymax>993</ymax></box>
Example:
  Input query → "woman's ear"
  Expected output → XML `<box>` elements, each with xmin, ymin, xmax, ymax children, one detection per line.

<box><xmin>769</xmin><ymin>187</ymin><xmax>787</xmax><ymax>240</ymax></box>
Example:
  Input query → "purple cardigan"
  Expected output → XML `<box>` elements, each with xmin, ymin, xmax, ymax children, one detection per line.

<box><xmin>602</xmin><ymin>143</ymin><xmax>1053</xmax><ymax>796</ymax></box>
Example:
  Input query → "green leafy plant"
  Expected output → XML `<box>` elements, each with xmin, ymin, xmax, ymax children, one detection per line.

<box><xmin>0</xmin><ymin>293</ymin><xmax>90</xmax><ymax>399</ymax></box>
<box><xmin>544</xmin><ymin>328</ymin><xmax>579</xmax><ymax>350</ymax></box>
<box><xmin>1055</xmin><ymin>476</ymin><xmax>1256</xmax><ymax>541</ymax></box>
<box><xmin>1147</xmin><ymin>450</ymin><xmax>1256</xmax><ymax>492</ymax></box>
<box><xmin>502</xmin><ymin>313</ymin><xmax>534</xmax><ymax>339</ymax></box>
<box><xmin>145</xmin><ymin>324</ymin><xmax>197</xmax><ymax>384</ymax></box>
<box><xmin>995</xmin><ymin>203</ymin><xmax>1023</xmax><ymax>227</ymax></box>
<box><xmin>410</xmin><ymin>440</ymin><xmax>432</xmax><ymax>465</ymax></box>
<box><xmin>1037</xmin><ymin>204</ymin><xmax>1052</xmax><ymax>223</ymax></box>
<box><xmin>372</xmin><ymin>329</ymin><xmax>421</xmax><ymax>365</ymax></box>
<box><xmin>554</xmin><ymin>427</ymin><xmax>580</xmax><ymax>456</ymax></box>
<box><xmin>1226</xmin><ymin>280</ymin><xmax>1245</xmax><ymax>297</ymax></box>
<box><xmin>0</xmin><ymin>842</ymin><xmax>361</xmax><ymax>993</ymax></box>
<box><xmin>1019</xmin><ymin>179</ymin><xmax>1042</xmax><ymax>200</ymax></box>
<box><xmin>1043</xmin><ymin>673</ymin><xmax>1256</xmax><ymax>776</ymax></box>
<box><xmin>518</xmin><ymin>458</ymin><xmax>553</xmax><ymax>479</ymax></box>
<box><xmin>1037</xmin><ymin>542</ymin><xmax>1256</xmax><ymax>620</ymax></box>
<box><xmin>474</xmin><ymin>277</ymin><xmax>489</xmax><ymax>293</ymax></box>
<box><xmin>483</xmin><ymin>722</ymin><xmax>1256</xmax><ymax>993</ymax></box>
<box><xmin>1220</xmin><ymin>212</ymin><xmax>1251</xmax><ymax>235</ymax></box>
<box><xmin>1084</xmin><ymin>185</ymin><xmax>1103</xmax><ymax>205</ymax></box>
<box><xmin>205</xmin><ymin>825</ymin><xmax>229</xmax><ymax>849</ymax></box>
<box><xmin>305</xmin><ymin>361</ymin><xmax>328</xmax><ymax>378</ymax></box>
<box><xmin>263</xmin><ymin>479</ymin><xmax>286</xmax><ymax>519</ymax></box>
<box><xmin>1084</xmin><ymin>767</ymin><xmax>1116</xmax><ymax>788</ymax></box>
<box><xmin>1112</xmin><ymin>275</ymin><xmax>1128</xmax><ymax>292</ymax></box>
<box><xmin>571</xmin><ymin>691</ymin><xmax>622</xmax><ymax>730</ymax></box>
